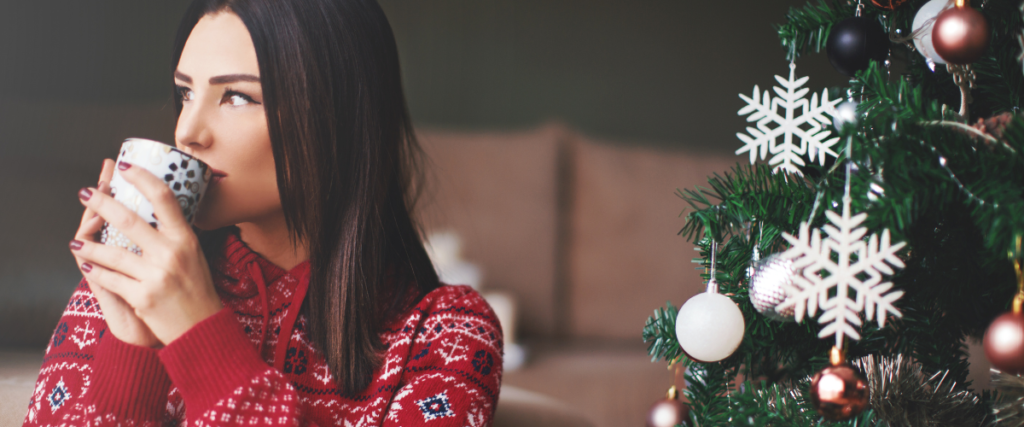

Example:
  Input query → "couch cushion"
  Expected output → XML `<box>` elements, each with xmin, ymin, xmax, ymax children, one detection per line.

<box><xmin>495</xmin><ymin>385</ymin><xmax>595</xmax><ymax>427</ymax></box>
<box><xmin>567</xmin><ymin>136</ymin><xmax>736</xmax><ymax>339</ymax></box>
<box><xmin>415</xmin><ymin>124</ymin><xmax>566</xmax><ymax>338</ymax></box>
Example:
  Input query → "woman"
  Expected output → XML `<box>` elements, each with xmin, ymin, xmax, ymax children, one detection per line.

<box><xmin>24</xmin><ymin>0</ymin><xmax>503</xmax><ymax>425</ymax></box>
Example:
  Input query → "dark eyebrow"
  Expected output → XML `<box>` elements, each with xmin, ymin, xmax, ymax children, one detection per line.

<box><xmin>174</xmin><ymin>71</ymin><xmax>260</xmax><ymax>85</ymax></box>
<box><xmin>209</xmin><ymin>74</ymin><xmax>260</xmax><ymax>84</ymax></box>
<box><xmin>173</xmin><ymin>70</ymin><xmax>192</xmax><ymax>84</ymax></box>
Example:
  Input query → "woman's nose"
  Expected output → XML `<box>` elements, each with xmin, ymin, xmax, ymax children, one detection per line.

<box><xmin>174</xmin><ymin>99</ymin><xmax>214</xmax><ymax>153</ymax></box>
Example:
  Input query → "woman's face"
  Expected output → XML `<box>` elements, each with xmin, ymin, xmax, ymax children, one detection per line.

<box><xmin>174</xmin><ymin>11</ymin><xmax>279</xmax><ymax>231</ymax></box>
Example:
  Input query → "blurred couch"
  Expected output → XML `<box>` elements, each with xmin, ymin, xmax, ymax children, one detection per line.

<box><xmin>414</xmin><ymin>123</ymin><xmax>736</xmax><ymax>426</ymax></box>
<box><xmin>416</xmin><ymin>123</ymin><xmax>735</xmax><ymax>340</ymax></box>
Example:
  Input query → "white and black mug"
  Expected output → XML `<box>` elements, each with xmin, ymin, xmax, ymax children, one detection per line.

<box><xmin>100</xmin><ymin>138</ymin><xmax>212</xmax><ymax>256</ymax></box>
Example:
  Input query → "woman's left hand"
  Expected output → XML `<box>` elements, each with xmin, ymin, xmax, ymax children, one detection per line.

<box><xmin>73</xmin><ymin>160</ymin><xmax>223</xmax><ymax>345</ymax></box>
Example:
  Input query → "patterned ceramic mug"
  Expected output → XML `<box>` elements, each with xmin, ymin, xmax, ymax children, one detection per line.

<box><xmin>100</xmin><ymin>138</ymin><xmax>212</xmax><ymax>256</ymax></box>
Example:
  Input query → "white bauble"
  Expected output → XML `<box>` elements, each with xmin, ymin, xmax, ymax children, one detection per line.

<box><xmin>912</xmin><ymin>0</ymin><xmax>952</xmax><ymax>67</ymax></box>
<box><xmin>674</xmin><ymin>292</ymin><xmax>745</xmax><ymax>362</ymax></box>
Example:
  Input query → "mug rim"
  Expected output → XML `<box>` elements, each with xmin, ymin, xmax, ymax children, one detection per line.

<box><xmin>122</xmin><ymin>137</ymin><xmax>202</xmax><ymax>164</ymax></box>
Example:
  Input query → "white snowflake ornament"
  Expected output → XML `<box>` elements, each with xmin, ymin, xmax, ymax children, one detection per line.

<box><xmin>736</xmin><ymin>62</ymin><xmax>843</xmax><ymax>175</ymax></box>
<box><xmin>777</xmin><ymin>196</ymin><xmax>907</xmax><ymax>348</ymax></box>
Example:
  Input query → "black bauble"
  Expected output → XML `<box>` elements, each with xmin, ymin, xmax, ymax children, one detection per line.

<box><xmin>826</xmin><ymin>17</ymin><xmax>890</xmax><ymax>76</ymax></box>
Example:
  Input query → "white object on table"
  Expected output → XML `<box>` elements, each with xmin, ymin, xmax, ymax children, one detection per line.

<box><xmin>425</xmin><ymin>231</ymin><xmax>526</xmax><ymax>370</ymax></box>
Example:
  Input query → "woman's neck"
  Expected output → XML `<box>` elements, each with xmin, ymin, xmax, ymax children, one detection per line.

<box><xmin>236</xmin><ymin>212</ymin><xmax>308</xmax><ymax>271</ymax></box>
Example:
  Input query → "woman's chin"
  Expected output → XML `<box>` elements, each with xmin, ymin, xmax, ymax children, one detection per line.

<box><xmin>191</xmin><ymin>220</ymin><xmax>214</xmax><ymax>232</ymax></box>
<box><xmin>191</xmin><ymin>209</ymin><xmax>220</xmax><ymax>231</ymax></box>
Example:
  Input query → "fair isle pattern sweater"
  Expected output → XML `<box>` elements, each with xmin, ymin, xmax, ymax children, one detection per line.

<box><xmin>23</xmin><ymin>231</ymin><xmax>503</xmax><ymax>426</ymax></box>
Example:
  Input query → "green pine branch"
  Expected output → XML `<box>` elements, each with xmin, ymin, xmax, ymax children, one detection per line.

<box><xmin>776</xmin><ymin>0</ymin><xmax>853</xmax><ymax>61</ymax></box>
<box><xmin>648</xmin><ymin>0</ymin><xmax>1024</xmax><ymax>423</ymax></box>
<box><xmin>683</xmin><ymin>362</ymin><xmax>740</xmax><ymax>426</ymax></box>
<box><xmin>643</xmin><ymin>302</ymin><xmax>684</xmax><ymax>364</ymax></box>
<box><xmin>729</xmin><ymin>380</ymin><xmax>881</xmax><ymax>427</ymax></box>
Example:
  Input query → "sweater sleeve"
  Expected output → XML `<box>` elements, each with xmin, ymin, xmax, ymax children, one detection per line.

<box><xmin>382</xmin><ymin>287</ymin><xmax>504</xmax><ymax>427</ymax></box>
<box><xmin>23</xmin><ymin>278</ymin><xmax>172</xmax><ymax>427</ymax></box>
<box><xmin>157</xmin><ymin>306</ymin><xmax>320</xmax><ymax>427</ymax></box>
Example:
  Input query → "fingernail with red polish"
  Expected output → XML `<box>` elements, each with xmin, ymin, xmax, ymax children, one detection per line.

<box><xmin>118</xmin><ymin>161</ymin><xmax>132</xmax><ymax>171</ymax></box>
<box><xmin>70</xmin><ymin>240</ymin><xmax>83</xmax><ymax>250</ymax></box>
<box><xmin>81</xmin><ymin>262</ymin><xmax>92</xmax><ymax>272</ymax></box>
<box><xmin>78</xmin><ymin>188</ymin><xmax>93</xmax><ymax>201</ymax></box>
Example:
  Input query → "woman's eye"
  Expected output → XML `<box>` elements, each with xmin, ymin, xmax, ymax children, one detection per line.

<box><xmin>228</xmin><ymin>94</ymin><xmax>248</xmax><ymax>106</ymax></box>
<box><xmin>177</xmin><ymin>86</ymin><xmax>195</xmax><ymax>101</ymax></box>
<box><xmin>223</xmin><ymin>90</ymin><xmax>260</xmax><ymax>107</ymax></box>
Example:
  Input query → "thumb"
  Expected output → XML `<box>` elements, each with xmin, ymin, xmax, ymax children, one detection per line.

<box><xmin>99</xmin><ymin>158</ymin><xmax>115</xmax><ymax>187</ymax></box>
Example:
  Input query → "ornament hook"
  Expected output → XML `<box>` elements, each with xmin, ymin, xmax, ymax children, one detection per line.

<box><xmin>666</xmin><ymin>385</ymin><xmax>679</xmax><ymax>400</ymax></box>
<box><xmin>706</xmin><ymin>240</ymin><xmax>719</xmax><ymax>294</ymax></box>
<box><xmin>830</xmin><ymin>345</ymin><xmax>846</xmax><ymax>366</ymax></box>
<box><xmin>747</xmin><ymin>222</ymin><xmax>764</xmax><ymax>282</ymax></box>
<box><xmin>1014</xmin><ymin>236</ymin><xmax>1024</xmax><ymax>314</ymax></box>
<box><xmin>843</xmin><ymin>135</ymin><xmax>854</xmax><ymax>205</ymax></box>
<box><xmin>753</xmin><ymin>221</ymin><xmax>763</xmax><ymax>262</ymax></box>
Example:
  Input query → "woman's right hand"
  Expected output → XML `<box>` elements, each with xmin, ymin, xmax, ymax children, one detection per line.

<box><xmin>71</xmin><ymin>159</ymin><xmax>162</xmax><ymax>349</ymax></box>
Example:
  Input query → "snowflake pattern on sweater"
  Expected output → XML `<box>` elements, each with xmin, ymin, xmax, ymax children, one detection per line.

<box><xmin>23</xmin><ymin>231</ymin><xmax>503</xmax><ymax>427</ymax></box>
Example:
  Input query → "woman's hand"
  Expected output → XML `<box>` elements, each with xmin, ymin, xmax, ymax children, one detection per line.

<box><xmin>71</xmin><ymin>160</ymin><xmax>224</xmax><ymax>346</ymax></box>
<box><xmin>72</xmin><ymin>159</ymin><xmax>162</xmax><ymax>348</ymax></box>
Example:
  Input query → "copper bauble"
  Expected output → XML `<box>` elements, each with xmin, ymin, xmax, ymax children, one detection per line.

<box><xmin>984</xmin><ymin>311</ymin><xmax>1024</xmax><ymax>374</ymax></box>
<box><xmin>870</xmin><ymin>0</ymin><xmax>909</xmax><ymax>10</ymax></box>
<box><xmin>932</xmin><ymin>5</ymin><xmax>990</xmax><ymax>64</ymax></box>
<box><xmin>809</xmin><ymin>364</ymin><xmax>869</xmax><ymax>421</ymax></box>
<box><xmin>646</xmin><ymin>386</ymin><xmax>689</xmax><ymax>427</ymax></box>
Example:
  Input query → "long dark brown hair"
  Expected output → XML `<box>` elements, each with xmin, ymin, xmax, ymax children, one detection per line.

<box><xmin>172</xmin><ymin>0</ymin><xmax>440</xmax><ymax>395</ymax></box>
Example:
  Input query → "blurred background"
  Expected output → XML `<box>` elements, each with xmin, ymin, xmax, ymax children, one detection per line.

<box><xmin>0</xmin><ymin>1</ymin><xmax>981</xmax><ymax>426</ymax></box>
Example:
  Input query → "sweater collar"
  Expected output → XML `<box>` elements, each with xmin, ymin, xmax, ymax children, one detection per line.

<box><xmin>219</xmin><ymin>229</ymin><xmax>310</xmax><ymax>285</ymax></box>
<box><xmin>214</xmin><ymin>228</ymin><xmax>311</xmax><ymax>370</ymax></box>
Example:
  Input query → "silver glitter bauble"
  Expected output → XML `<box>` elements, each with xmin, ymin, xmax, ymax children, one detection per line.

<box><xmin>832</xmin><ymin>100</ymin><xmax>859</xmax><ymax>130</ymax></box>
<box><xmin>748</xmin><ymin>254</ymin><xmax>797</xmax><ymax>322</ymax></box>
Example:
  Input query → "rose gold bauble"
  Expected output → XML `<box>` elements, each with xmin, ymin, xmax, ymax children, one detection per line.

<box><xmin>646</xmin><ymin>386</ymin><xmax>689</xmax><ymax>427</ymax></box>
<box><xmin>869</xmin><ymin>0</ymin><xmax>909</xmax><ymax>10</ymax></box>
<box><xmin>809</xmin><ymin>364</ymin><xmax>869</xmax><ymax>421</ymax></box>
<box><xmin>931</xmin><ymin>5</ymin><xmax>990</xmax><ymax>64</ymax></box>
<box><xmin>984</xmin><ymin>311</ymin><xmax>1024</xmax><ymax>374</ymax></box>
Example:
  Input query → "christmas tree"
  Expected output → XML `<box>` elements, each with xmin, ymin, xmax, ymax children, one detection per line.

<box><xmin>642</xmin><ymin>0</ymin><xmax>1024</xmax><ymax>425</ymax></box>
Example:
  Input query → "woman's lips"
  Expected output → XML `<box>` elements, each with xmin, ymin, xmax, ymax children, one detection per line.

<box><xmin>210</xmin><ymin>167</ymin><xmax>227</xmax><ymax>183</ymax></box>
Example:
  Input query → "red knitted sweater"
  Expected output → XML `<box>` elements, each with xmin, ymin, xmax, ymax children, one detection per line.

<box><xmin>22</xmin><ymin>230</ymin><xmax>503</xmax><ymax>426</ymax></box>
